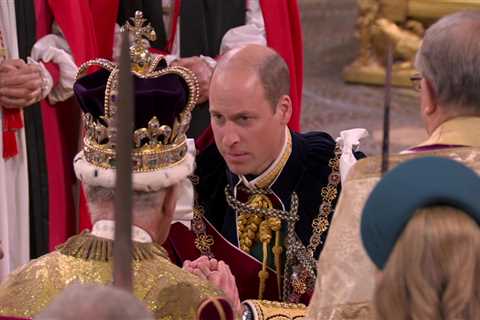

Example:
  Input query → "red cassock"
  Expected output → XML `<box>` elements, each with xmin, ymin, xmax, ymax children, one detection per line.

<box><xmin>34</xmin><ymin>0</ymin><xmax>118</xmax><ymax>250</ymax></box>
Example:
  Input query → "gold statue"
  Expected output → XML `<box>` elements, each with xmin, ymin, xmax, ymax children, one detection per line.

<box><xmin>344</xmin><ymin>0</ymin><xmax>480</xmax><ymax>87</ymax></box>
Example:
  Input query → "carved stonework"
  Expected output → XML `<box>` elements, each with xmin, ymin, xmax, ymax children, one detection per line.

<box><xmin>344</xmin><ymin>0</ymin><xmax>480</xmax><ymax>87</ymax></box>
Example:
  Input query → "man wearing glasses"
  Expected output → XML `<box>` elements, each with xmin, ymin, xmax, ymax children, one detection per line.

<box><xmin>406</xmin><ymin>10</ymin><xmax>480</xmax><ymax>153</ymax></box>
<box><xmin>306</xmin><ymin>10</ymin><xmax>480</xmax><ymax>319</ymax></box>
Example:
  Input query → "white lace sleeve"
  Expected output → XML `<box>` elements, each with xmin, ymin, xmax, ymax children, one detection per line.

<box><xmin>26</xmin><ymin>58</ymin><xmax>53</xmax><ymax>101</ymax></box>
<box><xmin>336</xmin><ymin>128</ymin><xmax>369</xmax><ymax>184</ymax></box>
<box><xmin>29</xmin><ymin>31</ymin><xmax>78</xmax><ymax>105</ymax></box>
<box><xmin>219</xmin><ymin>0</ymin><xmax>266</xmax><ymax>55</ymax></box>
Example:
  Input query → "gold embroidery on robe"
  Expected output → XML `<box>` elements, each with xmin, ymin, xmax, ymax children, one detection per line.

<box><xmin>0</xmin><ymin>232</ymin><xmax>222</xmax><ymax>320</ymax></box>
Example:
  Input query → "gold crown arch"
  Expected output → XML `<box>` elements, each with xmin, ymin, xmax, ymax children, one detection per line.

<box><xmin>344</xmin><ymin>0</ymin><xmax>480</xmax><ymax>87</ymax></box>
<box><xmin>76</xmin><ymin>11</ymin><xmax>200</xmax><ymax>172</ymax></box>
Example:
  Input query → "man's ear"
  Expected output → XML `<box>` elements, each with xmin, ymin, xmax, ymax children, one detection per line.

<box><xmin>162</xmin><ymin>185</ymin><xmax>178</xmax><ymax>221</ymax></box>
<box><xmin>423</xmin><ymin>78</ymin><xmax>438</xmax><ymax>115</ymax></box>
<box><xmin>275</xmin><ymin>94</ymin><xmax>292</xmax><ymax>125</ymax></box>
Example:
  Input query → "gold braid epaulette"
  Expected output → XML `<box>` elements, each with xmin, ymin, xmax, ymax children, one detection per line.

<box><xmin>243</xmin><ymin>300</ymin><xmax>306</xmax><ymax>320</ymax></box>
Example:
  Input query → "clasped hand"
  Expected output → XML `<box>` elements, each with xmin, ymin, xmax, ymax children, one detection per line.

<box><xmin>0</xmin><ymin>59</ymin><xmax>43</xmax><ymax>109</ymax></box>
<box><xmin>183</xmin><ymin>256</ymin><xmax>242</xmax><ymax>315</ymax></box>
<box><xmin>171</xmin><ymin>57</ymin><xmax>213</xmax><ymax>104</ymax></box>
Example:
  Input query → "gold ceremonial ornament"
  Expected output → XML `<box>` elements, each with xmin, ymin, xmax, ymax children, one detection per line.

<box><xmin>243</xmin><ymin>300</ymin><xmax>306</xmax><ymax>320</ymax></box>
<box><xmin>344</xmin><ymin>0</ymin><xmax>480</xmax><ymax>87</ymax></box>
<box><xmin>75</xmin><ymin>11</ymin><xmax>200</xmax><ymax>172</ymax></box>
<box><xmin>191</xmin><ymin>138</ymin><xmax>343</xmax><ymax>302</ymax></box>
<box><xmin>122</xmin><ymin>10</ymin><xmax>158</xmax><ymax>75</ymax></box>
<box><xmin>236</xmin><ymin>132</ymin><xmax>292</xmax><ymax>299</ymax></box>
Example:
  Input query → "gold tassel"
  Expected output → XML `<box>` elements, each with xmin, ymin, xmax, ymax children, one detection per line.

<box><xmin>258</xmin><ymin>241</ymin><xmax>269</xmax><ymax>300</ymax></box>
<box><xmin>239</xmin><ymin>213</ymin><xmax>262</xmax><ymax>253</ymax></box>
<box><xmin>273</xmin><ymin>230</ymin><xmax>283</xmax><ymax>300</ymax></box>
<box><xmin>268</xmin><ymin>217</ymin><xmax>282</xmax><ymax>300</ymax></box>
<box><xmin>258</xmin><ymin>220</ymin><xmax>273</xmax><ymax>299</ymax></box>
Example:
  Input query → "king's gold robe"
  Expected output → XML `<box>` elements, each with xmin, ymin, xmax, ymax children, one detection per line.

<box><xmin>0</xmin><ymin>232</ymin><xmax>223</xmax><ymax>320</ymax></box>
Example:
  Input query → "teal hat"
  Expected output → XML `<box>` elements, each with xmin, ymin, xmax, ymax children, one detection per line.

<box><xmin>361</xmin><ymin>157</ymin><xmax>480</xmax><ymax>269</ymax></box>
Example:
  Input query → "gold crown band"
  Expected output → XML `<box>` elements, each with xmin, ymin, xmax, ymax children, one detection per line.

<box><xmin>83</xmin><ymin>135</ymin><xmax>189</xmax><ymax>172</ymax></box>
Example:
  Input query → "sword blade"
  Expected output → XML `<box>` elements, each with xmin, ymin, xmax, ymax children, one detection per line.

<box><xmin>113</xmin><ymin>30</ymin><xmax>134</xmax><ymax>291</ymax></box>
<box><xmin>381</xmin><ymin>42</ymin><xmax>393</xmax><ymax>176</ymax></box>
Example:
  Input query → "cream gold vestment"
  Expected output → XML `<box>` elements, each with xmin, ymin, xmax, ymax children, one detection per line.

<box><xmin>0</xmin><ymin>232</ymin><xmax>222</xmax><ymax>320</ymax></box>
<box><xmin>306</xmin><ymin>147</ymin><xmax>480</xmax><ymax>320</ymax></box>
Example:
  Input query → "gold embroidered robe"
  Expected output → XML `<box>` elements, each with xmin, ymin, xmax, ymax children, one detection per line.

<box><xmin>306</xmin><ymin>147</ymin><xmax>480</xmax><ymax>320</ymax></box>
<box><xmin>414</xmin><ymin>116</ymin><xmax>480</xmax><ymax>148</ymax></box>
<box><xmin>0</xmin><ymin>232</ymin><xmax>223</xmax><ymax>320</ymax></box>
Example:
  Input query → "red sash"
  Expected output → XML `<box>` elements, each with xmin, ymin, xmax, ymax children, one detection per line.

<box><xmin>0</xmin><ymin>29</ymin><xmax>24</xmax><ymax>159</ymax></box>
<box><xmin>2</xmin><ymin>108</ymin><xmax>23</xmax><ymax>158</ymax></box>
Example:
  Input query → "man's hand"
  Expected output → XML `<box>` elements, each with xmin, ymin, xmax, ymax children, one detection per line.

<box><xmin>0</xmin><ymin>59</ymin><xmax>43</xmax><ymax>109</ymax></box>
<box><xmin>183</xmin><ymin>255</ymin><xmax>218</xmax><ymax>280</ymax></box>
<box><xmin>183</xmin><ymin>256</ymin><xmax>241</xmax><ymax>315</ymax></box>
<box><xmin>207</xmin><ymin>261</ymin><xmax>242</xmax><ymax>315</ymax></box>
<box><xmin>171</xmin><ymin>57</ymin><xmax>213</xmax><ymax>104</ymax></box>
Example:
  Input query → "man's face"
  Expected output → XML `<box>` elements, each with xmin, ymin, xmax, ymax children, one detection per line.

<box><xmin>209</xmin><ymin>70</ymin><xmax>290</xmax><ymax>176</ymax></box>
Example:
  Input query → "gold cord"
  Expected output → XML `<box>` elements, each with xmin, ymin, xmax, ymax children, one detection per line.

<box><xmin>272</xmin><ymin>228</ymin><xmax>283</xmax><ymax>300</ymax></box>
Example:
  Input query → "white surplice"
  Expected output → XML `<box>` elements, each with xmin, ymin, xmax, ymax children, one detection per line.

<box><xmin>0</xmin><ymin>0</ymin><xmax>30</xmax><ymax>281</ymax></box>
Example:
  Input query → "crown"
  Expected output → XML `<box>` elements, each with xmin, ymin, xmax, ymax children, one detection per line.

<box><xmin>73</xmin><ymin>11</ymin><xmax>199</xmax><ymax>174</ymax></box>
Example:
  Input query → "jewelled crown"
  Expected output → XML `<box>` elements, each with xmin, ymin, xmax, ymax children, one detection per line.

<box><xmin>74</xmin><ymin>11</ymin><xmax>199</xmax><ymax>173</ymax></box>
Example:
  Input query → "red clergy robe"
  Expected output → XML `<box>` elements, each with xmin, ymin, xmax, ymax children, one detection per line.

<box><xmin>34</xmin><ymin>0</ymin><xmax>118</xmax><ymax>250</ymax></box>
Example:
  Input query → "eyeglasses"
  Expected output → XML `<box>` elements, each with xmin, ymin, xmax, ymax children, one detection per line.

<box><xmin>410</xmin><ymin>73</ymin><xmax>422</xmax><ymax>91</ymax></box>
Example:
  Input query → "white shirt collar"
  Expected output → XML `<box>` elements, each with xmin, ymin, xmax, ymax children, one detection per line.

<box><xmin>91</xmin><ymin>220</ymin><xmax>153</xmax><ymax>243</ymax></box>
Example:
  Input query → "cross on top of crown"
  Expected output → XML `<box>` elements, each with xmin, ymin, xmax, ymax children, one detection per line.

<box><xmin>124</xmin><ymin>11</ymin><xmax>157</xmax><ymax>46</ymax></box>
<box><xmin>121</xmin><ymin>11</ymin><xmax>157</xmax><ymax>74</ymax></box>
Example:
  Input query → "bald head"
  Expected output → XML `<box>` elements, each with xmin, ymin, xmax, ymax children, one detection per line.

<box><xmin>213</xmin><ymin>45</ymin><xmax>290</xmax><ymax>110</ymax></box>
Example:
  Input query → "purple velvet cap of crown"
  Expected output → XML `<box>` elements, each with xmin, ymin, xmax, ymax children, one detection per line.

<box><xmin>73</xmin><ymin>68</ymin><xmax>189</xmax><ymax>130</ymax></box>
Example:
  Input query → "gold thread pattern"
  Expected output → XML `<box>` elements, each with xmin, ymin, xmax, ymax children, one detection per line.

<box><xmin>244</xmin><ymin>299</ymin><xmax>306</xmax><ymax>320</ymax></box>
<box><xmin>0</xmin><ymin>233</ymin><xmax>224</xmax><ymax>320</ymax></box>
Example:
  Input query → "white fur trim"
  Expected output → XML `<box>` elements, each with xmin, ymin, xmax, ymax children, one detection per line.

<box><xmin>30</xmin><ymin>33</ymin><xmax>77</xmax><ymax>104</ymax></box>
<box><xmin>171</xmin><ymin>178</ymin><xmax>194</xmax><ymax>229</ymax></box>
<box><xmin>74</xmin><ymin>139</ymin><xmax>196</xmax><ymax>191</ymax></box>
